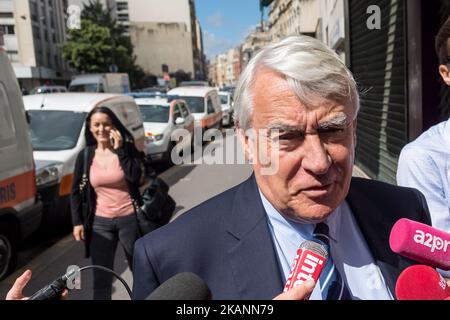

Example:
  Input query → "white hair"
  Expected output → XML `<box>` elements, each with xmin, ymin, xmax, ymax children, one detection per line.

<box><xmin>233</xmin><ymin>36</ymin><xmax>360</xmax><ymax>130</ymax></box>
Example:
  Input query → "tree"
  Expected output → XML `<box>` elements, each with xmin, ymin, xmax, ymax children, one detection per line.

<box><xmin>62</xmin><ymin>0</ymin><xmax>145</xmax><ymax>87</ymax></box>
<box><xmin>61</xmin><ymin>20</ymin><xmax>114</xmax><ymax>72</ymax></box>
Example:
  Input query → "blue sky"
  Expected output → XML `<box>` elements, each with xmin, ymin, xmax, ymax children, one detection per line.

<box><xmin>195</xmin><ymin>0</ymin><xmax>266</xmax><ymax>59</ymax></box>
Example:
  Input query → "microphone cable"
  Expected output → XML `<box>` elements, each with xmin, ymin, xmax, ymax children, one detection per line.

<box><xmin>29</xmin><ymin>265</ymin><xmax>133</xmax><ymax>300</ymax></box>
<box><xmin>78</xmin><ymin>265</ymin><xmax>133</xmax><ymax>299</ymax></box>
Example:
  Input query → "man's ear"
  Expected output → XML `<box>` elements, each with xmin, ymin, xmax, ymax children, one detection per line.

<box><xmin>439</xmin><ymin>64</ymin><xmax>450</xmax><ymax>86</ymax></box>
<box><xmin>237</xmin><ymin>127</ymin><xmax>254</xmax><ymax>162</ymax></box>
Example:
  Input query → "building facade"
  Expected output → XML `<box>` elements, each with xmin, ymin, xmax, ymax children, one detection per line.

<box><xmin>267</xmin><ymin>0</ymin><xmax>319</xmax><ymax>40</ymax></box>
<box><xmin>316</xmin><ymin>0</ymin><xmax>346</xmax><ymax>60</ymax></box>
<box><xmin>241</xmin><ymin>22</ymin><xmax>272</xmax><ymax>69</ymax></box>
<box><xmin>0</xmin><ymin>0</ymin><xmax>72</xmax><ymax>91</ymax></box>
<box><xmin>122</xmin><ymin>0</ymin><xmax>204</xmax><ymax>80</ymax></box>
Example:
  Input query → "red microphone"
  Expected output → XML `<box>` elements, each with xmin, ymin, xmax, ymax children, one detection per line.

<box><xmin>396</xmin><ymin>265</ymin><xmax>450</xmax><ymax>300</ymax></box>
<box><xmin>284</xmin><ymin>240</ymin><xmax>328</xmax><ymax>292</ymax></box>
<box><xmin>389</xmin><ymin>218</ymin><xmax>450</xmax><ymax>270</ymax></box>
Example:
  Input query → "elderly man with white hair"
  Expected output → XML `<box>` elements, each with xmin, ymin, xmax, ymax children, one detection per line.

<box><xmin>129</xmin><ymin>36</ymin><xmax>430</xmax><ymax>300</ymax></box>
<box><xmin>129</xmin><ymin>36</ymin><xmax>431</xmax><ymax>300</ymax></box>
<box><xmin>7</xmin><ymin>36</ymin><xmax>432</xmax><ymax>300</ymax></box>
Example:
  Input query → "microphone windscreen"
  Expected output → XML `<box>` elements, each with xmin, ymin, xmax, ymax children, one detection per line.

<box><xmin>396</xmin><ymin>265</ymin><xmax>450</xmax><ymax>300</ymax></box>
<box><xmin>389</xmin><ymin>218</ymin><xmax>450</xmax><ymax>270</ymax></box>
<box><xmin>146</xmin><ymin>272</ymin><xmax>212</xmax><ymax>300</ymax></box>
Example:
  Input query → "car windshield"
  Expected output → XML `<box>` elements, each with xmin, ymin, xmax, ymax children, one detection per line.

<box><xmin>69</xmin><ymin>84</ymin><xmax>98</xmax><ymax>92</ymax></box>
<box><xmin>219</xmin><ymin>94</ymin><xmax>229</xmax><ymax>105</ymax></box>
<box><xmin>28</xmin><ymin>110</ymin><xmax>87</xmax><ymax>151</ymax></box>
<box><xmin>139</xmin><ymin>105</ymin><xmax>170</xmax><ymax>123</ymax></box>
<box><xmin>175</xmin><ymin>96</ymin><xmax>204</xmax><ymax>113</ymax></box>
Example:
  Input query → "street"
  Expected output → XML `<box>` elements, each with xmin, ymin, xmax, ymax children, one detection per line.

<box><xmin>0</xmin><ymin>133</ymin><xmax>253</xmax><ymax>300</ymax></box>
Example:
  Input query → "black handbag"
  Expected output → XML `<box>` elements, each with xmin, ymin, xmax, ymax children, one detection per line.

<box><xmin>135</xmin><ymin>175</ymin><xmax>176</xmax><ymax>235</ymax></box>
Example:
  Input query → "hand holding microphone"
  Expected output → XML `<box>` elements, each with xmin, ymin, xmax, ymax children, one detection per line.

<box><xmin>6</xmin><ymin>270</ymin><xmax>69</xmax><ymax>300</ymax></box>
<box><xmin>275</xmin><ymin>240</ymin><xmax>328</xmax><ymax>300</ymax></box>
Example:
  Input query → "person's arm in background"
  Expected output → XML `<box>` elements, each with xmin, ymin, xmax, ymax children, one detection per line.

<box><xmin>397</xmin><ymin>145</ymin><xmax>450</xmax><ymax>231</ymax></box>
<box><xmin>117</xmin><ymin>142</ymin><xmax>142</xmax><ymax>186</ymax></box>
<box><xmin>70</xmin><ymin>150</ymin><xmax>86</xmax><ymax>241</ymax></box>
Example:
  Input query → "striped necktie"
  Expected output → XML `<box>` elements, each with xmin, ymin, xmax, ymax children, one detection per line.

<box><xmin>313</xmin><ymin>222</ymin><xmax>352</xmax><ymax>300</ymax></box>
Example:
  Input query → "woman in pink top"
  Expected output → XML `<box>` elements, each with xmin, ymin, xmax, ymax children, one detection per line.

<box><xmin>70</xmin><ymin>106</ymin><xmax>144</xmax><ymax>300</ymax></box>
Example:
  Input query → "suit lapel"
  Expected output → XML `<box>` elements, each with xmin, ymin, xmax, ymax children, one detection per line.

<box><xmin>346</xmin><ymin>178</ymin><xmax>416</xmax><ymax>299</ymax></box>
<box><xmin>225</xmin><ymin>174</ymin><xmax>284</xmax><ymax>299</ymax></box>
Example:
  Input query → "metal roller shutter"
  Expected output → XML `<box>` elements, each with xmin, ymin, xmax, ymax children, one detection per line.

<box><xmin>349</xmin><ymin>0</ymin><xmax>407</xmax><ymax>184</ymax></box>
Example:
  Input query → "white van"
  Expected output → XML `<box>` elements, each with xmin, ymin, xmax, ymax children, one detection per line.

<box><xmin>167</xmin><ymin>86</ymin><xmax>222</xmax><ymax>131</ymax></box>
<box><xmin>69</xmin><ymin>73</ymin><xmax>131</xmax><ymax>94</ymax></box>
<box><xmin>0</xmin><ymin>44</ymin><xmax>42</xmax><ymax>279</ymax></box>
<box><xmin>23</xmin><ymin>93</ymin><xmax>145</xmax><ymax>230</ymax></box>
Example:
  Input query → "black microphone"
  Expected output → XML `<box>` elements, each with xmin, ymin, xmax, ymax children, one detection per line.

<box><xmin>146</xmin><ymin>272</ymin><xmax>211</xmax><ymax>300</ymax></box>
<box><xmin>28</xmin><ymin>267</ymin><xmax>79</xmax><ymax>300</ymax></box>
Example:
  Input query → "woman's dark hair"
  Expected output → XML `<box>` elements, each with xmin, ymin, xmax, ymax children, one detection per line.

<box><xmin>436</xmin><ymin>16</ymin><xmax>450</xmax><ymax>65</ymax></box>
<box><xmin>84</xmin><ymin>106</ymin><xmax>134</xmax><ymax>147</ymax></box>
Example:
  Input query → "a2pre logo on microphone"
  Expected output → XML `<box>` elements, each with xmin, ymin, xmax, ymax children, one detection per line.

<box><xmin>413</xmin><ymin>229</ymin><xmax>450</xmax><ymax>253</ymax></box>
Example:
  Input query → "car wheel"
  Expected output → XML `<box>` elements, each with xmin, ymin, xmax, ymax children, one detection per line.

<box><xmin>0</xmin><ymin>229</ymin><xmax>17</xmax><ymax>280</ymax></box>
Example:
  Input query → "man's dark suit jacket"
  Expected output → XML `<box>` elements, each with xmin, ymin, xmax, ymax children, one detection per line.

<box><xmin>132</xmin><ymin>175</ymin><xmax>431</xmax><ymax>300</ymax></box>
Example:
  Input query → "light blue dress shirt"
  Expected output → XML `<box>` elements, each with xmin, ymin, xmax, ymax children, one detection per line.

<box><xmin>259</xmin><ymin>189</ymin><xmax>393</xmax><ymax>300</ymax></box>
<box><xmin>397</xmin><ymin>119</ymin><xmax>450</xmax><ymax>233</ymax></box>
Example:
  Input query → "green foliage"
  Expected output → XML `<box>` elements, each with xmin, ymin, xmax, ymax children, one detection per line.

<box><xmin>62</xmin><ymin>20</ymin><xmax>112</xmax><ymax>72</ymax></box>
<box><xmin>62</xmin><ymin>0</ymin><xmax>146</xmax><ymax>87</ymax></box>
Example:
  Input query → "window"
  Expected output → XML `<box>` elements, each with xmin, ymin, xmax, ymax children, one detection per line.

<box><xmin>0</xmin><ymin>82</ymin><xmax>17</xmax><ymax>148</ymax></box>
<box><xmin>180</xmin><ymin>104</ymin><xmax>189</xmax><ymax>117</ymax></box>
<box><xmin>28</xmin><ymin>110</ymin><xmax>87</xmax><ymax>151</ymax></box>
<box><xmin>33</xmin><ymin>26</ymin><xmax>41</xmax><ymax>39</ymax></box>
<box><xmin>207</xmin><ymin>97</ymin><xmax>215</xmax><ymax>114</ymax></box>
<box><xmin>0</xmin><ymin>12</ymin><xmax>13</xmax><ymax>18</ymax></box>
<box><xmin>171</xmin><ymin>96</ymin><xmax>204</xmax><ymax>113</ymax></box>
<box><xmin>138</xmin><ymin>105</ymin><xmax>169</xmax><ymax>123</ymax></box>
<box><xmin>0</xmin><ymin>25</ymin><xmax>15</xmax><ymax>35</ymax></box>
<box><xmin>117</xmin><ymin>13</ymin><xmax>129</xmax><ymax>22</ymax></box>
<box><xmin>173</xmin><ymin>105</ymin><xmax>182</xmax><ymax>122</ymax></box>
<box><xmin>116</xmin><ymin>1</ymin><xmax>128</xmax><ymax>11</ymax></box>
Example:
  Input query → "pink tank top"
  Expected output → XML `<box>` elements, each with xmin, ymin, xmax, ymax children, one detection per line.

<box><xmin>89</xmin><ymin>155</ymin><xmax>135</xmax><ymax>218</ymax></box>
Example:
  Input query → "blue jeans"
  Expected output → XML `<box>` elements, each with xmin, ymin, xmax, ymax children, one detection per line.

<box><xmin>90</xmin><ymin>214</ymin><xmax>139</xmax><ymax>300</ymax></box>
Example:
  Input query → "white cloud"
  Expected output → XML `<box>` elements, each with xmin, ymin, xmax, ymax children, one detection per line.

<box><xmin>206</xmin><ymin>11</ymin><xmax>224</xmax><ymax>28</ymax></box>
<box><xmin>203</xmin><ymin>30</ymin><xmax>237</xmax><ymax>58</ymax></box>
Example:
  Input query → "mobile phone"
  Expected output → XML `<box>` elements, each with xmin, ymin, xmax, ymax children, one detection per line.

<box><xmin>109</xmin><ymin>132</ymin><xmax>115</xmax><ymax>145</ymax></box>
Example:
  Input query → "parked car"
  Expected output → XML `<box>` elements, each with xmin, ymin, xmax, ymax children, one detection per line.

<box><xmin>179</xmin><ymin>81</ymin><xmax>209</xmax><ymax>87</ymax></box>
<box><xmin>135</xmin><ymin>96</ymin><xmax>194</xmax><ymax>163</ymax></box>
<box><xmin>167</xmin><ymin>86</ymin><xmax>222</xmax><ymax>132</ymax></box>
<box><xmin>126</xmin><ymin>92</ymin><xmax>166</xmax><ymax>99</ymax></box>
<box><xmin>0</xmin><ymin>44</ymin><xmax>42</xmax><ymax>279</ymax></box>
<box><xmin>23</xmin><ymin>93</ymin><xmax>145</xmax><ymax>230</ymax></box>
<box><xmin>68</xmin><ymin>73</ymin><xmax>130</xmax><ymax>93</ymax></box>
<box><xmin>218</xmin><ymin>91</ymin><xmax>233</xmax><ymax>127</ymax></box>
<box><xmin>29</xmin><ymin>85</ymin><xmax>67</xmax><ymax>94</ymax></box>
<box><xmin>140</xmin><ymin>86</ymin><xmax>169</xmax><ymax>94</ymax></box>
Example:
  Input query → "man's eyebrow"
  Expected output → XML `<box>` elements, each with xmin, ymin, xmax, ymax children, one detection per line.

<box><xmin>267</xmin><ymin>123</ymin><xmax>303</xmax><ymax>132</ymax></box>
<box><xmin>317</xmin><ymin>115</ymin><xmax>348</xmax><ymax>129</ymax></box>
<box><xmin>267</xmin><ymin>115</ymin><xmax>349</xmax><ymax>132</ymax></box>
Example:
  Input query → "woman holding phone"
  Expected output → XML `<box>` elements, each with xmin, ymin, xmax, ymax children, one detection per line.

<box><xmin>70</xmin><ymin>106</ymin><xmax>143</xmax><ymax>300</ymax></box>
